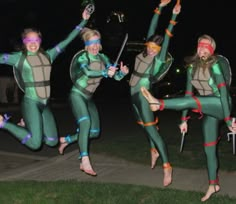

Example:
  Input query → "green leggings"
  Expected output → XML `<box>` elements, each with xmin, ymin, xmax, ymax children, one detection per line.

<box><xmin>2</xmin><ymin>96</ymin><xmax>58</xmax><ymax>150</ymax></box>
<box><xmin>64</xmin><ymin>91</ymin><xmax>100</xmax><ymax>157</ymax></box>
<box><xmin>163</xmin><ymin>96</ymin><xmax>232</xmax><ymax>183</ymax></box>
<box><xmin>131</xmin><ymin>92</ymin><xmax>169</xmax><ymax>164</ymax></box>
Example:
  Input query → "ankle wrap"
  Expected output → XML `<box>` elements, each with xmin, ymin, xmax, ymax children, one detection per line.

<box><xmin>163</xmin><ymin>162</ymin><xmax>172</xmax><ymax>169</ymax></box>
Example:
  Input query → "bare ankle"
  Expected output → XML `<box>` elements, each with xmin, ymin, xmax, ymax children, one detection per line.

<box><xmin>60</xmin><ymin>137</ymin><xmax>66</xmax><ymax>143</ymax></box>
<box><xmin>58</xmin><ymin>137</ymin><xmax>68</xmax><ymax>155</ymax></box>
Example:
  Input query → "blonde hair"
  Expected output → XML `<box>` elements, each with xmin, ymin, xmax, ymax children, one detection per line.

<box><xmin>81</xmin><ymin>27</ymin><xmax>102</xmax><ymax>51</ymax></box>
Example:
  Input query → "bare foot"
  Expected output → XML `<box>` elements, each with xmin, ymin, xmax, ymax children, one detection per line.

<box><xmin>163</xmin><ymin>163</ymin><xmax>172</xmax><ymax>187</ymax></box>
<box><xmin>201</xmin><ymin>185</ymin><xmax>220</xmax><ymax>202</ymax></box>
<box><xmin>58</xmin><ymin>137</ymin><xmax>68</xmax><ymax>155</ymax></box>
<box><xmin>80</xmin><ymin>156</ymin><xmax>97</xmax><ymax>176</ymax></box>
<box><xmin>140</xmin><ymin>87</ymin><xmax>160</xmax><ymax>111</ymax></box>
<box><xmin>150</xmin><ymin>148</ymin><xmax>159</xmax><ymax>169</ymax></box>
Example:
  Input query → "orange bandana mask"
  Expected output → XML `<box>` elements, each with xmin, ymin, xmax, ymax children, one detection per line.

<box><xmin>145</xmin><ymin>42</ymin><xmax>161</xmax><ymax>52</ymax></box>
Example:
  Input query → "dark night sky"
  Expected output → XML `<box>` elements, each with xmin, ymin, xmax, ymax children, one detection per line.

<box><xmin>0</xmin><ymin>1</ymin><xmax>234</xmax><ymax>62</ymax></box>
<box><xmin>0</xmin><ymin>0</ymin><xmax>235</xmax><ymax>95</ymax></box>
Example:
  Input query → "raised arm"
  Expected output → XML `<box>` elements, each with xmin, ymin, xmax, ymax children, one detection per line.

<box><xmin>159</xmin><ymin>1</ymin><xmax>181</xmax><ymax>61</ymax></box>
<box><xmin>0</xmin><ymin>52</ymin><xmax>22</xmax><ymax>67</ymax></box>
<box><xmin>147</xmin><ymin>0</ymin><xmax>171</xmax><ymax>39</ymax></box>
<box><xmin>47</xmin><ymin>6</ymin><xmax>93</xmax><ymax>62</ymax></box>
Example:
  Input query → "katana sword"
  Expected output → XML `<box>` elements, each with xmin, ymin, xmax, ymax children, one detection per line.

<box><xmin>227</xmin><ymin>117</ymin><xmax>236</xmax><ymax>155</ymax></box>
<box><xmin>180</xmin><ymin>132</ymin><xmax>186</xmax><ymax>152</ymax></box>
<box><xmin>113</xmin><ymin>33</ymin><xmax>128</xmax><ymax>67</ymax></box>
<box><xmin>227</xmin><ymin>132</ymin><xmax>235</xmax><ymax>155</ymax></box>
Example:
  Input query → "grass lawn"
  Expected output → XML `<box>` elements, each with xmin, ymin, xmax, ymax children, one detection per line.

<box><xmin>0</xmin><ymin>181</ymin><xmax>236</xmax><ymax>204</ymax></box>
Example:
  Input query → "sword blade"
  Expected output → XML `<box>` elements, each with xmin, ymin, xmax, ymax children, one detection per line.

<box><xmin>113</xmin><ymin>33</ymin><xmax>128</xmax><ymax>67</ymax></box>
<box><xmin>233</xmin><ymin>133</ymin><xmax>235</xmax><ymax>155</ymax></box>
<box><xmin>227</xmin><ymin>132</ymin><xmax>236</xmax><ymax>155</ymax></box>
<box><xmin>180</xmin><ymin>132</ymin><xmax>185</xmax><ymax>152</ymax></box>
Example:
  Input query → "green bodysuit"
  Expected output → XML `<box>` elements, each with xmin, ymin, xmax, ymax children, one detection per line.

<box><xmin>129</xmin><ymin>5</ymin><xmax>177</xmax><ymax>164</ymax></box>
<box><xmin>63</xmin><ymin>50</ymin><xmax>127</xmax><ymax>158</ymax></box>
<box><xmin>160</xmin><ymin>55</ymin><xmax>232</xmax><ymax>185</ymax></box>
<box><xmin>0</xmin><ymin>19</ymin><xmax>88</xmax><ymax>150</ymax></box>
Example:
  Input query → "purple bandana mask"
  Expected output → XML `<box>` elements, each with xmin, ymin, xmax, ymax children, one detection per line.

<box><xmin>23</xmin><ymin>37</ymin><xmax>42</xmax><ymax>44</ymax></box>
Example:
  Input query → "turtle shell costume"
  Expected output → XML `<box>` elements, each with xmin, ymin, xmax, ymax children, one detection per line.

<box><xmin>0</xmin><ymin>18</ymin><xmax>88</xmax><ymax>150</ymax></box>
<box><xmin>149</xmin><ymin>54</ymin><xmax>233</xmax><ymax>189</ymax></box>
<box><xmin>129</xmin><ymin>1</ymin><xmax>179</xmax><ymax>169</ymax></box>
<box><xmin>62</xmin><ymin>48</ymin><xmax>128</xmax><ymax>159</ymax></box>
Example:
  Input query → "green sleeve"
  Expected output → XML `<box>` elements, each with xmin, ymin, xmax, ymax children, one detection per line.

<box><xmin>77</xmin><ymin>53</ymin><xmax>109</xmax><ymax>77</ymax></box>
<box><xmin>212</xmin><ymin>63</ymin><xmax>232</xmax><ymax>126</ymax></box>
<box><xmin>181</xmin><ymin>67</ymin><xmax>193</xmax><ymax>123</ymax></box>
<box><xmin>152</xmin><ymin>13</ymin><xmax>179</xmax><ymax>81</ymax></box>
<box><xmin>159</xmin><ymin>14</ymin><xmax>178</xmax><ymax>61</ymax></box>
<box><xmin>146</xmin><ymin>6</ymin><xmax>163</xmax><ymax>39</ymax></box>
<box><xmin>101</xmin><ymin>54</ymin><xmax>128</xmax><ymax>80</ymax></box>
<box><xmin>46</xmin><ymin>19</ymin><xmax>88</xmax><ymax>62</ymax></box>
<box><xmin>100</xmin><ymin>53</ymin><xmax>112</xmax><ymax>68</ymax></box>
<box><xmin>0</xmin><ymin>52</ymin><xmax>22</xmax><ymax>67</ymax></box>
